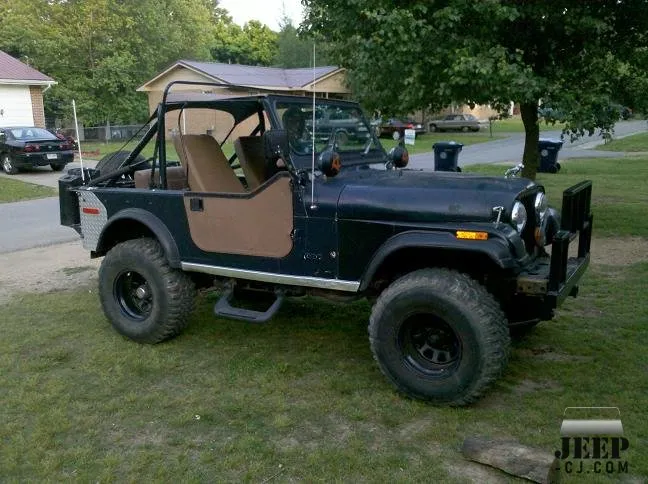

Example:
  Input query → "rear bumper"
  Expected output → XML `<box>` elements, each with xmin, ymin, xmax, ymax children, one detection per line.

<box><xmin>516</xmin><ymin>180</ymin><xmax>593</xmax><ymax>309</ymax></box>
<box><xmin>14</xmin><ymin>152</ymin><xmax>74</xmax><ymax>167</ymax></box>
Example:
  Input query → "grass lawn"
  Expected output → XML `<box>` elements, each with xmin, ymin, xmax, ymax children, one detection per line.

<box><xmin>0</xmin><ymin>177</ymin><xmax>57</xmax><ymax>203</ymax></box>
<box><xmin>1</xmin><ymin>157</ymin><xmax>647</xmax><ymax>481</ymax></box>
<box><xmin>487</xmin><ymin>117</ymin><xmax>567</xmax><ymax>134</ymax></box>
<box><xmin>594</xmin><ymin>131</ymin><xmax>648</xmax><ymax>151</ymax></box>
<box><xmin>380</xmin><ymin>132</ymin><xmax>503</xmax><ymax>155</ymax></box>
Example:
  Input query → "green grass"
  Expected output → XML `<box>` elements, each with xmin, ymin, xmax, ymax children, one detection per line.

<box><xmin>595</xmin><ymin>131</ymin><xmax>648</xmax><ymax>152</ymax></box>
<box><xmin>380</xmin><ymin>132</ymin><xmax>503</xmax><ymax>154</ymax></box>
<box><xmin>487</xmin><ymin>117</ymin><xmax>567</xmax><ymax>133</ymax></box>
<box><xmin>2</xmin><ymin>155</ymin><xmax>647</xmax><ymax>481</ymax></box>
<box><xmin>0</xmin><ymin>177</ymin><xmax>57</xmax><ymax>203</ymax></box>
<box><xmin>465</xmin><ymin>156</ymin><xmax>648</xmax><ymax>238</ymax></box>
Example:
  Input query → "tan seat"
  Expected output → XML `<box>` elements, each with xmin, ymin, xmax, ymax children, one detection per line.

<box><xmin>134</xmin><ymin>165</ymin><xmax>188</xmax><ymax>189</ymax></box>
<box><xmin>234</xmin><ymin>136</ymin><xmax>266</xmax><ymax>190</ymax></box>
<box><xmin>173</xmin><ymin>134</ymin><xmax>245</xmax><ymax>193</ymax></box>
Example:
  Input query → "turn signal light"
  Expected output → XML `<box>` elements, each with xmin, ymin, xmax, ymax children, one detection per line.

<box><xmin>456</xmin><ymin>231</ymin><xmax>488</xmax><ymax>240</ymax></box>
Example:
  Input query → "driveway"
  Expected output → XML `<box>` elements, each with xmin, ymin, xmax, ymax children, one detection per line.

<box><xmin>408</xmin><ymin>119</ymin><xmax>647</xmax><ymax>169</ymax></box>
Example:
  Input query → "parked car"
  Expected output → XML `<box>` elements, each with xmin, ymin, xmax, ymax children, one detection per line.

<box><xmin>429</xmin><ymin>113</ymin><xmax>483</xmax><ymax>132</ymax></box>
<box><xmin>0</xmin><ymin>126</ymin><xmax>75</xmax><ymax>174</ymax></box>
<box><xmin>377</xmin><ymin>118</ymin><xmax>426</xmax><ymax>140</ymax></box>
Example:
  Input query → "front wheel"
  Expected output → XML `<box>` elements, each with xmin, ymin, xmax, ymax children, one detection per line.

<box><xmin>98</xmin><ymin>238</ymin><xmax>196</xmax><ymax>343</ymax></box>
<box><xmin>2</xmin><ymin>154</ymin><xmax>18</xmax><ymax>174</ymax></box>
<box><xmin>369</xmin><ymin>268</ymin><xmax>510</xmax><ymax>405</ymax></box>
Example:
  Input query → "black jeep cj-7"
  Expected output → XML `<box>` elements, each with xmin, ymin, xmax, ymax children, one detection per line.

<box><xmin>59</xmin><ymin>81</ymin><xmax>592</xmax><ymax>405</ymax></box>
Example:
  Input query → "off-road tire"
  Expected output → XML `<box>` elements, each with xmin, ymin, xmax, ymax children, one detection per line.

<box><xmin>98</xmin><ymin>238</ymin><xmax>195</xmax><ymax>344</ymax></box>
<box><xmin>369</xmin><ymin>268</ymin><xmax>510</xmax><ymax>406</ymax></box>
<box><xmin>95</xmin><ymin>150</ymin><xmax>146</xmax><ymax>175</ymax></box>
<box><xmin>2</xmin><ymin>154</ymin><xmax>18</xmax><ymax>174</ymax></box>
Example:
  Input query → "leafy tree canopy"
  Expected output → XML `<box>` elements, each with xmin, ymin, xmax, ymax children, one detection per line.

<box><xmin>302</xmin><ymin>1</ymin><xmax>648</xmax><ymax>178</ymax></box>
<box><xmin>0</xmin><ymin>0</ymin><xmax>218</xmax><ymax>125</ymax></box>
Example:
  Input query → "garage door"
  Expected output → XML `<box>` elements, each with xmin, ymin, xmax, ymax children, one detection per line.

<box><xmin>0</xmin><ymin>85</ymin><xmax>34</xmax><ymax>127</ymax></box>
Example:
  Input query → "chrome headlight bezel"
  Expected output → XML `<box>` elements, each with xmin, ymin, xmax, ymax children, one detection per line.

<box><xmin>511</xmin><ymin>200</ymin><xmax>527</xmax><ymax>233</ymax></box>
<box><xmin>534</xmin><ymin>192</ymin><xmax>548</xmax><ymax>220</ymax></box>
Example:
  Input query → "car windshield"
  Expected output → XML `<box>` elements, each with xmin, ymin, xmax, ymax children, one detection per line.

<box><xmin>275</xmin><ymin>100</ymin><xmax>378</xmax><ymax>165</ymax></box>
<box><xmin>10</xmin><ymin>128</ymin><xmax>57</xmax><ymax>140</ymax></box>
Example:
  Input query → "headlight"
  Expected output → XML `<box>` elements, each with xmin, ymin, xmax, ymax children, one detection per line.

<box><xmin>511</xmin><ymin>201</ymin><xmax>527</xmax><ymax>232</ymax></box>
<box><xmin>534</xmin><ymin>192</ymin><xmax>548</xmax><ymax>220</ymax></box>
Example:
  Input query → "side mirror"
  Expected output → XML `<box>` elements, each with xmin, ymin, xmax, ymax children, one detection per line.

<box><xmin>262</xmin><ymin>129</ymin><xmax>289</xmax><ymax>162</ymax></box>
<box><xmin>318</xmin><ymin>149</ymin><xmax>341</xmax><ymax>177</ymax></box>
<box><xmin>388</xmin><ymin>145</ymin><xmax>409</xmax><ymax>168</ymax></box>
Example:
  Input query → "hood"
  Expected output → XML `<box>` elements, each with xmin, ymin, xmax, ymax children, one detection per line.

<box><xmin>335</xmin><ymin>168</ymin><xmax>537</xmax><ymax>224</ymax></box>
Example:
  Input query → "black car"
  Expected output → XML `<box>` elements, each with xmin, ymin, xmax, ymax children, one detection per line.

<box><xmin>0</xmin><ymin>126</ymin><xmax>75</xmax><ymax>174</ymax></box>
<box><xmin>58</xmin><ymin>81</ymin><xmax>592</xmax><ymax>406</ymax></box>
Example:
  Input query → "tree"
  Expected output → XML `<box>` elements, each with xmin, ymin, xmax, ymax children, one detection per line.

<box><xmin>274</xmin><ymin>13</ymin><xmax>329</xmax><ymax>68</ymax></box>
<box><xmin>212</xmin><ymin>16</ymin><xmax>278</xmax><ymax>66</ymax></box>
<box><xmin>0</xmin><ymin>0</ymin><xmax>218</xmax><ymax>125</ymax></box>
<box><xmin>302</xmin><ymin>1</ymin><xmax>648</xmax><ymax>179</ymax></box>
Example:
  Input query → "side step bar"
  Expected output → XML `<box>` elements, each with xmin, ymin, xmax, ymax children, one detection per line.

<box><xmin>214</xmin><ymin>287</ymin><xmax>284</xmax><ymax>323</ymax></box>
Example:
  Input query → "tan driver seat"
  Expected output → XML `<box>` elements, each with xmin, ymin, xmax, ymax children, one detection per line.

<box><xmin>234</xmin><ymin>136</ymin><xmax>266</xmax><ymax>190</ymax></box>
<box><xmin>173</xmin><ymin>134</ymin><xmax>245</xmax><ymax>193</ymax></box>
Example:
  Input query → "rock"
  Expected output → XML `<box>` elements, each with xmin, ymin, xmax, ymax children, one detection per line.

<box><xmin>461</xmin><ymin>436</ymin><xmax>560</xmax><ymax>483</ymax></box>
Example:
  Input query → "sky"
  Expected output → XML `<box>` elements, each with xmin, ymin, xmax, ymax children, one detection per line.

<box><xmin>218</xmin><ymin>0</ymin><xmax>305</xmax><ymax>32</ymax></box>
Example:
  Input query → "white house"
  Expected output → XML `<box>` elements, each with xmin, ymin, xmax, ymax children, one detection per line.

<box><xmin>0</xmin><ymin>50</ymin><xmax>56</xmax><ymax>128</ymax></box>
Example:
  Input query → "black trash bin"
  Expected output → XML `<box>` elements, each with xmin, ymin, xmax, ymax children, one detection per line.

<box><xmin>538</xmin><ymin>138</ymin><xmax>563</xmax><ymax>173</ymax></box>
<box><xmin>433</xmin><ymin>141</ymin><xmax>463</xmax><ymax>171</ymax></box>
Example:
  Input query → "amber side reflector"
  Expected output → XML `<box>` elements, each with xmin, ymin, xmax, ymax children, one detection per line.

<box><xmin>82</xmin><ymin>207</ymin><xmax>100</xmax><ymax>215</ymax></box>
<box><xmin>456</xmin><ymin>231</ymin><xmax>488</xmax><ymax>240</ymax></box>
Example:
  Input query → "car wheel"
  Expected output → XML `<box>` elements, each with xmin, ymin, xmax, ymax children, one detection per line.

<box><xmin>429</xmin><ymin>124</ymin><xmax>437</xmax><ymax>132</ymax></box>
<box><xmin>98</xmin><ymin>238</ymin><xmax>196</xmax><ymax>344</ymax></box>
<box><xmin>461</xmin><ymin>126</ymin><xmax>469</xmax><ymax>133</ymax></box>
<box><xmin>2</xmin><ymin>154</ymin><xmax>18</xmax><ymax>175</ymax></box>
<box><xmin>50</xmin><ymin>163</ymin><xmax>65</xmax><ymax>172</ymax></box>
<box><xmin>369</xmin><ymin>268</ymin><xmax>510</xmax><ymax>405</ymax></box>
<box><xmin>95</xmin><ymin>150</ymin><xmax>146</xmax><ymax>175</ymax></box>
<box><xmin>392</xmin><ymin>131</ymin><xmax>401</xmax><ymax>141</ymax></box>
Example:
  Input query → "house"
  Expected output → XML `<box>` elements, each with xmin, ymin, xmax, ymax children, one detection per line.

<box><xmin>0</xmin><ymin>51</ymin><xmax>56</xmax><ymax>128</ymax></box>
<box><xmin>137</xmin><ymin>60</ymin><xmax>349</xmax><ymax>137</ymax></box>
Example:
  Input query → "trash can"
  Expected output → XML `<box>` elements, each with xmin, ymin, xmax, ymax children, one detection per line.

<box><xmin>538</xmin><ymin>138</ymin><xmax>563</xmax><ymax>173</ymax></box>
<box><xmin>433</xmin><ymin>141</ymin><xmax>463</xmax><ymax>172</ymax></box>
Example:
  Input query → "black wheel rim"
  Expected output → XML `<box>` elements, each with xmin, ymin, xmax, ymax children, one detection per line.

<box><xmin>399</xmin><ymin>314</ymin><xmax>462</xmax><ymax>376</ymax></box>
<box><xmin>114</xmin><ymin>270</ymin><xmax>153</xmax><ymax>321</ymax></box>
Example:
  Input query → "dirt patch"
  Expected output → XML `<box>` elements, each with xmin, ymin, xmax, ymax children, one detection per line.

<box><xmin>587</xmin><ymin>236</ymin><xmax>648</xmax><ymax>266</ymax></box>
<box><xmin>0</xmin><ymin>242</ymin><xmax>100</xmax><ymax>305</ymax></box>
<box><xmin>517</xmin><ymin>345</ymin><xmax>592</xmax><ymax>362</ymax></box>
<box><xmin>512</xmin><ymin>379</ymin><xmax>563</xmax><ymax>396</ymax></box>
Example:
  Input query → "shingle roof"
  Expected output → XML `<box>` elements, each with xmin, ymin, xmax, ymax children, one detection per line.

<box><xmin>180</xmin><ymin>60</ymin><xmax>339</xmax><ymax>89</ymax></box>
<box><xmin>0</xmin><ymin>50</ymin><xmax>53</xmax><ymax>83</ymax></box>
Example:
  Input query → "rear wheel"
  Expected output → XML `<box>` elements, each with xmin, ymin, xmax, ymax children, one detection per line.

<box><xmin>50</xmin><ymin>163</ymin><xmax>65</xmax><ymax>172</ymax></box>
<box><xmin>369</xmin><ymin>268</ymin><xmax>510</xmax><ymax>405</ymax></box>
<box><xmin>429</xmin><ymin>124</ymin><xmax>437</xmax><ymax>132</ymax></box>
<box><xmin>2</xmin><ymin>154</ymin><xmax>18</xmax><ymax>174</ymax></box>
<box><xmin>98</xmin><ymin>238</ymin><xmax>195</xmax><ymax>343</ymax></box>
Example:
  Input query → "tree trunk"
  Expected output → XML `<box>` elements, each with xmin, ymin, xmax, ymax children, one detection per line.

<box><xmin>520</xmin><ymin>102</ymin><xmax>540</xmax><ymax>180</ymax></box>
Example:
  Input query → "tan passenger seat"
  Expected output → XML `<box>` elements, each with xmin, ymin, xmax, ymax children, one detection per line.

<box><xmin>174</xmin><ymin>134</ymin><xmax>245</xmax><ymax>193</ymax></box>
<box><xmin>234</xmin><ymin>136</ymin><xmax>266</xmax><ymax>190</ymax></box>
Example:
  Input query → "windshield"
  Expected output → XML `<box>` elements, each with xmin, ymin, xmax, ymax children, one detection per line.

<box><xmin>10</xmin><ymin>128</ymin><xmax>58</xmax><ymax>140</ymax></box>
<box><xmin>275</xmin><ymin>100</ymin><xmax>380</xmax><ymax>165</ymax></box>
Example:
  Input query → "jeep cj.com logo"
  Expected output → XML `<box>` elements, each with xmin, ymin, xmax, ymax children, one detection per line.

<box><xmin>554</xmin><ymin>407</ymin><xmax>629</xmax><ymax>476</ymax></box>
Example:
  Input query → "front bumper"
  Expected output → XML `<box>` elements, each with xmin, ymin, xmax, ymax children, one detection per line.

<box><xmin>516</xmin><ymin>180</ymin><xmax>593</xmax><ymax>309</ymax></box>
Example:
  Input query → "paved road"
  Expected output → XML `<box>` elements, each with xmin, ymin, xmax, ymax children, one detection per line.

<box><xmin>409</xmin><ymin>119</ymin><xmax>648</xmax><ymax>170</ymax></box>
<box><xmin>1</xmin><ymin>120</ymin><xmax>646</xmax><ymax>253</ymax></box>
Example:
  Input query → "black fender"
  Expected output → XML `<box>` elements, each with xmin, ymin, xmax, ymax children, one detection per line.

<box><xmin>96</xmin><ymin>208</ymin><xmax>181</xmax><ymax>268</ymax></box>
<box><xmin>359</xmin><ymin>229</ymin><xmax>518</xmax><ymax>291</ymax></box>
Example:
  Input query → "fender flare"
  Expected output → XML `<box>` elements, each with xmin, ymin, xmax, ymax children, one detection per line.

<box><xmin>96</xmin><ymin>208</ymin><xmax>181</xmax><ymax>268</ymax></box>
<box><xmin>359</xmin><ymin>230</ymin><xmax>516</xmax><ymax>291</ymax></box>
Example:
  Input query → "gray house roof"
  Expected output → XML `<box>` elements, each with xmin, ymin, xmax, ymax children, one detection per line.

<box><xmin>181</xmin><ymin>61</ymin><xmax>339</xmax><ymax>89</ymax></box>
<box><xmin>0</xmin><ymin>50</ymin><xmax>54</xmax><ymax>85</ymax></box>
<box><xmin>139</xmin><ymin>60</ymin><xmax>343</xmax><ymax>92</ymax></box>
